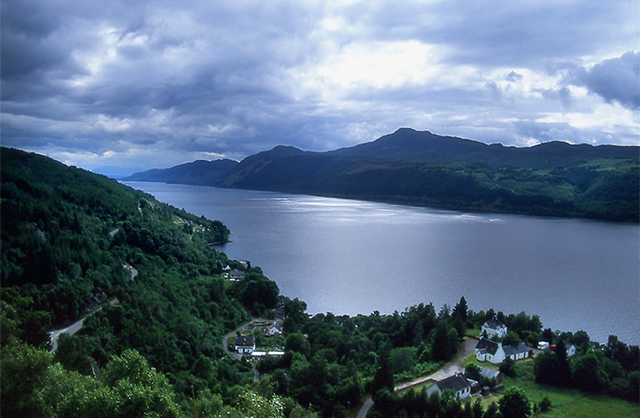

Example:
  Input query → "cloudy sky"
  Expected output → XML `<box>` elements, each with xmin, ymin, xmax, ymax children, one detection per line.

<box><xmin>2</xmin><ymin>0</ymin><xmax>639</xmax><ymax>176</ymax></box>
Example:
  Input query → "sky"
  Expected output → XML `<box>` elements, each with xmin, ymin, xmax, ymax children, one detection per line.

<box><xmin>2</xmin><ymin>0</ymin><xmax>639</xmax><ymax>177</ymax></box>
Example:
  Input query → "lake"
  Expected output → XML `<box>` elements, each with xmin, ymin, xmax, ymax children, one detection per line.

<box><xmin>126</xmin><ymin>182</ymin><xmax>639</xmax><ymax>345</ymax></box>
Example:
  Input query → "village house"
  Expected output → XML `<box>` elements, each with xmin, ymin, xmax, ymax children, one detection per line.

<box><xmin>228</xmin><ymin>269</ymin><xmax>245</xmax><ymax>280</ymax></box>
<box><xmin>481</xmin><ymin>318</ymin><xmax>508</xmax><ymax>339</ymax></box>
<box><xmin>503</xmin><ymin>342</ymin><xmax>532</xmax><ymax>361</ymax></box>
<box><xmin>234</xmin><ymin>336</ymin><xmax>256</xmax><ymax>354</ymax></box>
<box><xmin>475</xmin><ymin>339</ymin><xmax>532</xmax><ymax>364</ymax></box>
<box><xmin>266</xmin><ymin>321</ymin><xmax>283</xmax><ymax>337</ymax></box>
<box><xmin>426</xmin><ymin>373</ymin><xmax>473</xmax><ymax>400</ymax></box>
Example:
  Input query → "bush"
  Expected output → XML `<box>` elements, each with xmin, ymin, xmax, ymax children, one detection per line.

<box><xmin>539</xmin><ymin>396</ymin><xmax>552</xmax><ymax>412</ymax></box>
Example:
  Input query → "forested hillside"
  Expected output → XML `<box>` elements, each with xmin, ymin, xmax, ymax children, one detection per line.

<box><xmin>125</xmin><ymin>128</ymin><xmax>640</xmax><ymax>222</ymax></box>
<box><xmin>2</xmin><ymin>148</ymin><xmax>637</xmax><ymax>418</ymax></box>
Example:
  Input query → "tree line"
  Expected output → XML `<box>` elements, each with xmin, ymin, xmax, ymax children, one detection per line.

<box><xmin>1</xmin><ymin>148</ymin><xmax>638</xmax><ymax>418</ymax></box>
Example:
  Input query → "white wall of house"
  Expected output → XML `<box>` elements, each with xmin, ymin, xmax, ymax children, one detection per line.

<box><xmin>475</xmin><ymin>345</ymin><xmax>505</xmax><ymax>364</ymax></box>
<box><xmin>482</xmin><ymin>323</ymin><xmax>507</xmax><ymax>339</ymax></box>
<box><xmin>235</xmin><ymin>345</ymin><xmax>255</xmax><ymax>354</ymax></box>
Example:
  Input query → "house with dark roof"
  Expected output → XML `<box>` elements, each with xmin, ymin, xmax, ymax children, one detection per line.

<box><xmin>475</xmin><ymin>338</ymin><xmax>503</xmax><ymax>363</ymax></box>
<box><xmin>503</xmin><ymin>342</ymin><xmax>532</xmax><ymax>361</ymax></box>
<box><xmin>228</xmin><ymin>269</ymin><xmax>245</xmax><ymax>280</ymax></box>
<box><xmin>234</xmin><ymin>336</ymin><xmax>256</xmax><ymax>354</ymax></box>
<box><xmin>475</xmin><ymin>339</ymin><xmax>532</xmax><ymax>364</ymax></box>
<box><xmin>481</xmin><ymin>318</ymin><xmax>507</xmax><ymax>339</ymax></box>
<box><xmin>426</xmin><ymin>373</ymin><xmax>473</xmax><ymax>400</ymax></box>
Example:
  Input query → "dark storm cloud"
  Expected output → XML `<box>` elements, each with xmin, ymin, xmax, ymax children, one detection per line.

<box><xmin>570</xmin><ymin>52</ymin><xmax>640</xmax><ymax>110</ymax></box>
<box><xmin>360</xmin><ymin>1</ymin><xmax>634</xmax><ymax>67</ymax></box>
<box><xmin>1</xmin><ymin>0</ymin><xmax>638</xmax><ymax>174</ymax></box>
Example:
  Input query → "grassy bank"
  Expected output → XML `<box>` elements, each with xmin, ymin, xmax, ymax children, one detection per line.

<box><xmin>480</xmin><ymin>359</ymin><xmax>639</xmax><ymax>417</ymax></box>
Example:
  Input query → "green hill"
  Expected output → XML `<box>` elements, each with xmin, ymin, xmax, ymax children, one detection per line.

<box><xmin>2</xmin><ymin>147</ymin><xmax>638</xmax><ymax>418</ymax></box>
<box><xmin>126</xmin><ymin>128</ymin><xmax>640</xmax><ymax>222</ymax></box>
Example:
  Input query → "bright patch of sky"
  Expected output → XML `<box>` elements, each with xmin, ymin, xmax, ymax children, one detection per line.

<box><xmin>1</xmin><ymin>0</ymin><xmax>638</xmax><ymax>176</ymax></box>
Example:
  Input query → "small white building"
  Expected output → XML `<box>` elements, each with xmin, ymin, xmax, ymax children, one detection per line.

<box><xmin>475</xmin><ymin>339</ymin><xmax>532</xmax><ymax>364</ymax></box>
<box><xmin>266</xmin><ymin>321</ymin><xmax>283</xmax><ymax>337</ymax></box>
<box><xmin>426</xmin><ymin>373</ymin><xmax>473</xmax><ymax>400</ymax></box>
<box><xmin>481</xmin><ymin>318</ymin><xmax>508</xmax><ymax>339</ymax></box>
<box><xmin>235</xmin><ymin>336</ymin><xmax>256</xmax><ymax>354</ymax></box>
<box><xmin>229</xmin><ymin>269</ymin><xmax>245</xmax><ymax>280</ymax></box>
<box><xmin>503</xmin><ymin>343</ymin><xmax>532</xmax><ymax>361</ymax></box>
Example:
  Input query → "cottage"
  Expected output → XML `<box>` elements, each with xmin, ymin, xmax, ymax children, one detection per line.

<box><xmin>481</xmin><ymin>318</ymin><xmax>508</xmax><ymax>339</ymax></box>
<box><xmin>229</xmin><ymin>269</ymin><xmax>245</xmax><ymax>280</ymax></box>
<box><xmin>475</xmin><ymin>339</ymin><xmax>531</xmax><ymax>364</ymax></box>
<box><xmin>426</xmin><ymin>373</ymin><xmax>473</xmax><ymax>400</ymax></box>
<box><xmin>266</xmin><ymin>321</ymin><xmax>283</xmax><ymax>337</ymax></box>
<box><xmin>566</xmin><ymin>344</ymin><xmax>576</xmax><ymax>357</ymax></box>
<box><xmin>503</xmin><ymin>343</ymin><xmax>532</xmax><ymax>361</ymax></box>
<box><xmin>475</xmin><ymin>339</ymin><xmax>504</xmax><ymax>364</ymax></box>
<box><xmin>234</xmin><ymin>336</ymin><xmax>256</xmax><ymax>354</ymax></box>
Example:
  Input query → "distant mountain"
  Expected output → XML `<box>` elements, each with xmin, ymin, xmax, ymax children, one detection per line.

<box><xmin>125</xmin><ymin>159</ymin><xmax>238</xmax><ymax>184</ymax></box>
<box><xmin>125</xmin><ymin>128</ymin><xmax>640</xmax><ymax>221</ymax></box>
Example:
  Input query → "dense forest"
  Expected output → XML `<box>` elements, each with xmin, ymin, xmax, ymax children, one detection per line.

<box><xmin>2</xmin><ymin>147</ymin><xmax>638</xmax><ymax>418</ymax></box>
<box><xmin>126</xmin><ymin>128</ymin><xmax>640</xmax><ymax>222</ymax></box>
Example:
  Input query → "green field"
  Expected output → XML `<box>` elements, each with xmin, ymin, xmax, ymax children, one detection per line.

<box><xmin>479</xmin><ymin>360</ymin><xmax>639</xmax><ymax>417</ymax></box>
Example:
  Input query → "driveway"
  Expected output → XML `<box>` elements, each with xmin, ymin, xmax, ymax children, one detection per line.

<box><xmin>357</xmin><ymin>337</ymin><xmax>478</xmax><ymax>417</ymax></box>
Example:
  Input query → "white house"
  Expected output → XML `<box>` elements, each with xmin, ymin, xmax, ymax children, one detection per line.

<box><xmin>234</xmin><ymin>336</ymin><xmax>256</xmax><ymax>354</ymax></box>
<box><xmin>426</xmin><ymin>373</ymin><xmax>473</xmax><ymax>400</ymax></box>
<box><xmin>229</xmin><ymin>269</ymin><xmax>245</xmax><ymax>280</ymax></box>
<box><xmin>566</xmin><ymin>344</ymin><xmax>576</xmax><ymax>357</ymax></box>
<box><xmin>475</xmin><ymin>339</ymin><xmax>532</xmax><ymax>364</ymax></box>
<box><xmin>481</xmin><ymin>318</ymin><xmax>508</xmax><ymax>339</ymax></box>
<box><xmin>266</xmin><ymin>321</ymin><xmax>283</xmax><ymax>337</ymax></box>
<box><xmin>503</xmin><ymin>343</ymin><xmax>532</xmax><ymax>361</ymax></box>
<box><xmin>475</xmin><ymin>339</ymin><xmax>504</xmax><ymax>363</ymax></box>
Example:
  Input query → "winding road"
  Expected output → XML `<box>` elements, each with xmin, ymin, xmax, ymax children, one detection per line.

<box><xmin>356</xmin><ymin>337</ymin><xmax>477</xmax><ymax>418</ymax></box>
<box><xmin>222</xmin><ymin>320</ymin><xmax>260</xmax><ymax>382</ymax></box>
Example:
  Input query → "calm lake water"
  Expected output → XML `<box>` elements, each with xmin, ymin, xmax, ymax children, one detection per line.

<box><xmin>126</xmin><ymin>182</ymin><xmax>639</xmax><ymax>345</ymax></box>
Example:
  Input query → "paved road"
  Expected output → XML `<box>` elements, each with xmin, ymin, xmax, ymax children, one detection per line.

<box><xmin>49</xmin><ymin>317</ymin><xmax>86</xmax><ymax>352</ymax></box>
<box><xmin>222</xmin><ymin>326</ymin><xmax>244</xmax><ymax>360</ymax></box>
<box><xmin>222</xmin><ymin>320</ymin><xmax>260</xmax><ymax>381</ymax></box>
<box><xmin>49</xmin><ymin>298</ymin><xmax>120</xmax><ymax>353</ymax></box>
<box><xmin>356</xmin><ymin>337</ymin><xmax>478</xmax><ymax>418</ymax></box>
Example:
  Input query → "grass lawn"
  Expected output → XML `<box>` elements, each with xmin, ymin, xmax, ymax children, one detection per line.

<box><xmin>493</xmin><ymin>360</ymin><xmax>639</xmax><ymax>417</ymax></box>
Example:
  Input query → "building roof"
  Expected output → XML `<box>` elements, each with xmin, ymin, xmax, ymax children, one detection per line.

<box><xmin>436</xmin><ymin>373</ymin><xmax>472</xmax><ymax>392</ymax></box>
<box><xmin>234</xmin><ymin>336</ymin><xmax>255</xmax><ymax>346</ymax></box>
<box><xmin>478</xmin><ymin>366</ymin><xmax>501</xmax><ymax>380</ymax></box>
<box><xmin>484</xmin><ymin>318</ymin><xmax>506</xmax><ymax>330</ymax></box>
<box><xmin>475</xmin><ymin>338</ymin><xmax>500</xmax><ymax>355</ymax></box>
<box><xmin>503</xmin><ymin>342</ymin><xmax>531</xmax><ymax>356</ymax></box>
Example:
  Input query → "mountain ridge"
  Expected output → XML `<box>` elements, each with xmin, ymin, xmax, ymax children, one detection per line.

<box><xmin>123</xmin><ymin>128</ymin><xmax>640</xmax><ymax>222</ymax></box>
